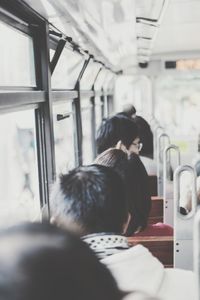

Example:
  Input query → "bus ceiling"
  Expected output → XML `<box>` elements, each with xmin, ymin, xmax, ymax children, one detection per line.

<box><xmin>22</xmin><ymin>0</ymin><xmax>200</xmax><ymax>75</ymax></box>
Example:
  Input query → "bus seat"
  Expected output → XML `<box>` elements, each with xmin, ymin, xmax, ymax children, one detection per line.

<box><xmin>149</xmin><ymin>196</ymin><xmax>163</xmax><ymax>224</ymax></box>
<box><xmin>128</xmin><ymin>236</ymin><xmax>173</xmax><ymax>267</ymax></box>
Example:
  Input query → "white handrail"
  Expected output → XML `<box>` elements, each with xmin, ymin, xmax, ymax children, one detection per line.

<box><xmin>163</xmin><ymin>144</ymin><xmax>181</xmax><ymax>226</ymax></box>
<box><xmin>156</xmin><ymin>132</ymin><xmax>170</xmax><ymax>196</ymax></box>
<box><xmin>174</xmin><ymin>165</ymin><xmax>197</xmax><ymax>270</ymax></box>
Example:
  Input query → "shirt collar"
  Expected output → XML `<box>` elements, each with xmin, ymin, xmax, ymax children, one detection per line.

<box><xmin>82</xmin><ymin>233</ymin><xmax>129</xmax><ymax>259</ymax></box>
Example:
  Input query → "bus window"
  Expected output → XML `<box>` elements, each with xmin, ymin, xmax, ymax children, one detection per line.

<box><xmin>95</xmin><ymin>96</ymin><xmax>103</xmax><ymax>131</ymax></box>
<box><xmin>155</xmin><ymin>75</ymin><xmax>200</xmax><ymax>164</ymax></box>
<box><xmin>81</xmin><ymin>99</ymin><xmax>93</xmax><ymax>164</ymax></box>
<box><xmin>80</xmin><ymin>62</ymin><xmax>101</xmax><ymax>90</ymax></box>
<box><xmin>94</xmin><ymin>69</ymin><xmax>108</xmax><ymax>91</ymax></box>
<box><xmin>51</xmin><ymin>47</ymin><xmax>85</xmax><ymax>89</ymax></box>
<box><xmin>0</xmin><ymin>109</ymin><xmax>40</xmax><ymax>227</ymax></box>
<box><xmin>53</xmin><ymin>101</ymin><xmax>75</xmax><ymax>175</ymax></box>
<box><xmin>0</xmin><ymin>21</ymin><xmax>36</xmax><ymax>87</ymax></box>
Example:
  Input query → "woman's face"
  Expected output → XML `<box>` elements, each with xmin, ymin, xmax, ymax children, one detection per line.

<box><xmin>128</xmin><ymin>137</ymin><xmax>143</xmax><ymax>155</ymax></box>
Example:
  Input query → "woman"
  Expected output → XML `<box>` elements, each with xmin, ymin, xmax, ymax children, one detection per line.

<box><xmin>94</xmin><ymin>148</ymin><xmax>172</xmax><ymax>237</ymax></box>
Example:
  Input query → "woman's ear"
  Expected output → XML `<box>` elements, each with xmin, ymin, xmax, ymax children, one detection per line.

<box><xmin>116</xmin><ymin>140</ymin><xmax>123</xmax><ymax>149</ymax></box>
<box><xmin>116</xmin><ymin>140</ymin><xmax>128</xmax><ymax>154</ymax></box>
<box><xmin>122</xmin><ymin>213</ymin><xmax>131</xmax><ymax>234</ymax></box>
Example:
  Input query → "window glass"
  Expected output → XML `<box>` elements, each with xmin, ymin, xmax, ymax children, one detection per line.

<box><xmin>0</xmin><ymin>21</ymin><xmax>36</xmax><ymax>87</ymax></box>
<box><xmin>0</xmin><ymin>110</ymin><xmax>40</xmax><ymax>227</ymax></box>
<box><xmin>51</xmin><ymin>47</ymin><xmax>85</xmax><ymax>89</ymax></box>
<box><xmin>80</xmin><ymin>62</ymin><xmax>101</xmax><ymax>90</ymax></box>
<box><xmin>103</xmin><ymin>74</ymin><xmax>115</xmax><ymax>91</ymax></box>
<box><xmin>95</xmin><ymin>96</ymin><xmax>103</xmax><ymax>131</ymax></box>
<box><xmin>53</xmin><ymin>101</ymin><xmax>75</xmax><ymax>175</ymax></box>
<box><xmin>82</xmin><ymin>100</ymin><xmax>93</xmax><ymax>164</ymax></box>
<box><xmin>94</xmin><ymin>69</ymin><xmax>108</xmax><ymax>90</ymax></box>
<box><xmin>155</xmin><ymin>74</ymin><xmax>200</xmax><ymax>164</ymax></box>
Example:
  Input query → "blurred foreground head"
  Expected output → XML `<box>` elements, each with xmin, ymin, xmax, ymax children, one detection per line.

<box><xmin>0</xmin><ymin>222</ymin><xmax>124</xmax><ymax>300</ymax></box>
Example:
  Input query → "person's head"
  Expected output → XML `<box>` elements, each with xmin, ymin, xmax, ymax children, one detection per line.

<box><xmin>94</xmin><ymin>149</ymin><xmax>151</xmax><ymax>235</ymax></box>
<box><xmin>132</xmin><ymin>116</ymin><xmax>153</xmax><ymax>158</ymax></box>
<box><xmin>122</xmin><ymin>103</ymin><xmax>136</xmax><ymax>118</ymax></box>
<box><xmin>50</xmin><ymin>165</ymin><xmax>129</xmax><ymax>235</ymax></box>
<box><xmin>0</xmin><ymin>222</ymin><xmax>125</xmax><ymax>300</ymax></box>
<box><xmin>96</xmin><ymin>114</ymin><xmax>140</xmax><ymax>155</ymax></box>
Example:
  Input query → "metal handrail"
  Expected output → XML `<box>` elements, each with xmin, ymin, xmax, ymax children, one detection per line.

<box><xmin>156</xmin><ymin>132</ymin><xmax>170</xmax><ymax>196</ymax></box>
<box><xmin>194</xmin><ymin>209</ymin><xmax>200</xmax><ymax>300</ymax></box>
<box><xmin>163</xmin><ymin>144</ymin><xmax>180</xmax><ymax>183</ymax></box>
<box><xmin>153</xmin><ymin>125</ymin><xmax>164</xmax><ymax>159</ymax></box>
<box><xmin>163</xmin><ymin>144</ymin><xmax>181</xmax><ymax>226</ymax></box>
<box><xmin>174</xmin><ymin>165</ymin><xmax>197</xmax><ymax>220</ymax></box>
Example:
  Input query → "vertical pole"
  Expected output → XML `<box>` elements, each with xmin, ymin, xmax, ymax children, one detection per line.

<box><xmin>33</xmin><ymin>21</ymin><xmax>56</xmax><ymax>218</ymax></box>
<box><xmin>73</xmin><ymin>81</ymin><xmax>83</xmax><ymax>166</ymax></box>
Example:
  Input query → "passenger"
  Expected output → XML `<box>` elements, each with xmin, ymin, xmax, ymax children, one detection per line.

<box><xmin>94</xmin><ymin>148</ymin><xmax>173</xmax><ymax>237</ymax></box>
<box><xmin>50</xmin><ymin>165</ymin><xmax>194</xmax><ymax>300</ymax></box>
<box><xmin>119</xmin><ymin>104</ymin><xmax>156</xmax><ymax>175</ymax></box>
<box><xmin>94</xmin><ymin>148</ymin><xmax>150</xmax><ymax>235</ymax></box>
<box><xmin>0</xmin><ymin>222</ymin><xmax>125</xmax><ymax>300</ymax></box>
<box><xmin>96</xmin><ymin>114</ymin><xmax>151</xmax><ymax>224</ymax></box>
<box><xmin>96</xmin><ymin>113</ymin><xmax>155</xmax><ymax>178</ymax></box>
<box><xmin>96</xmin><ymin>114</ymin><xmax>139</xmax><ymax>155</ymax></box>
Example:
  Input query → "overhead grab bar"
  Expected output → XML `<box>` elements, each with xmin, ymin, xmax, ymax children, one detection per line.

<box><xmin>156</xmin><ymin>132</ymin><xmax>170</xmax><ymax>196</ymax></box>
<box><xmin>163</xmin><ymin>144</ymin><xmax>181</xmax><ymax>226</ymax></box>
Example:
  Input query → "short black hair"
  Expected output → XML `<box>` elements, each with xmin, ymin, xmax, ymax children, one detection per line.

<box><xmin>96</xmin><ymin>114</ymin><xmax>138</xmax><ymax>154</ymax></box>
<box><xmin>50</xmin><ymin>165</ymin><xmax>128</xmax><ymax>234</ymax></box>
<box><xmin>0</xmin><ymin>222</ymin><xmax>125</xmax><ymax>300</ymax></box>
<box><xmin>122</xmin><ymin>104</ymin><xmax>136</xmax><ymax>117</ymax></box>
<box><xmin>95</xmin><ymin>149</ymin><xmax>151</xmax><ymax>235</ymax></box>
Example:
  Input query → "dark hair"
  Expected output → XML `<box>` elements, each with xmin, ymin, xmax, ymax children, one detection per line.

<box><xmin>50</xmin><ymin>165</ymin><xmax>128</xmax><ymax>234</ymax></box>
<box><xmin>95</xmin><ymin>149</ymin><xmax>151</xmax><ymax>235</ymax></box>
<box><xmin>122</xmin><ymin>104</ymin><xmax>136</xmax><ymax>117</ymax></box>
<box><xmin>96</xmin><ymin>115</ymin><xmax>139</xmax><ymax>154</ymax></box>
<box><xmin>0</xmin><ymin>222</ymin><xmax>125</xmax><ymax>300</ymax></box>
<box><xmin>132</xmin><ymin>116</ymin><xmax>153</xmax><ymax>158</ymax></box>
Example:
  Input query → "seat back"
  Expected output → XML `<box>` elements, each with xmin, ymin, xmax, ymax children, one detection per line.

<box><xmin>128</xmin><ymin>236</ymin><xmax>173</xmax><ymax>267</ymax></box>
<box><xmin>149</xmin><ymin>196</ymin><xmax>163</xmax><ymax>224</ymax></box>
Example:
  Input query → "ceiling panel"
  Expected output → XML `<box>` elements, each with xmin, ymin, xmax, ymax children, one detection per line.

<box><xmin>153</xmin><ymin>23</ymin><xmax>200</xmax><ymax>54</ymax></box>
<box><xmin>162</xmin><ymin>0</ymin><xmax>200</xmax><ymax>25</ymax></box>
<box><xmin>152</xmin><ymin>0</ymin><xmax>200</xmax><ymax>57</ymax></box>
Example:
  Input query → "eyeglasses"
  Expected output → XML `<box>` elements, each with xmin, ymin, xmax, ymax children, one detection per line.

<box><xmin>131</xmin><ymin>142</ymin><xmax>143</xmax><ymax>152</ymax></box>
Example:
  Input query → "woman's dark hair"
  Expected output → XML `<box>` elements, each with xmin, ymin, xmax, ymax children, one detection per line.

<box><xmin>132</xmin><ymin>116</ymin><xmax>153</xmax><ymax>158</ymax></box>
<box><xmin>0</xmin><ymin>222</ymin><xmax>125</xmax><ymax>300</ymax></box>
<box><xmin>117</xmin><ymin>108</ymin><xmax>154</xmax><ymax>158</ymax></box>
<box><xmin>122</xmin><ymin>104</ymin><xmax>136</xmax><ymax>117</ymax></box>
<box><xmin>95</xmin><ymin>149</ymin><xmax>151</xmax><ymax>235</ymax></box>
<box><xmin>96</xmin><ymin>115</ymin><xmax>138</xmax><ymax>154</ymax></box>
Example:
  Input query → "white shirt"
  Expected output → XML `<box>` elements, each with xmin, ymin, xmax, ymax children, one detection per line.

<box><xmin>102</xmin><ymin>244</ymin><xmax>195</xmax><ymax>300</ymax></box>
